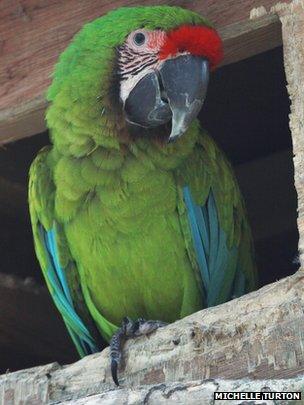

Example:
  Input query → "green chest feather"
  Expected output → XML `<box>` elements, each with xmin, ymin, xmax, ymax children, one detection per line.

<box><xmin>46</xmin><ymin>125</ymin><xmax>253</xmax><ymax>331</ymax></box>
<box><xmin>55</xmin><ymin>154</ymin><xmax>201</xmax><ymax>325</ymax></box>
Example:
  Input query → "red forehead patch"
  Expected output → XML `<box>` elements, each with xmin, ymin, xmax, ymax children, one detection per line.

<box><xmin>159</xmin><ymin>25</ymin><xmax>223</xmax><ymax>69</ymax></box>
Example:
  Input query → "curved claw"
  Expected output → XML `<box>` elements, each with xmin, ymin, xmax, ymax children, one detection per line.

<box><xmin>109</xmin><ymin>317</ymin><xmax>168</xmax><ymax>386</ymax></box>
<box><xmin>110</xmin><ymin>325</ymin><xmax>124</xmax><ymax>387</ymax></box>
<box><xmin>111</xmin><ymin>359</ymin><xmax>120</xmax><ymax>387</ymax></box>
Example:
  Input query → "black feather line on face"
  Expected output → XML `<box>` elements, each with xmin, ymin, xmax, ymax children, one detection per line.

<box><xmin>129</xmin><ymin>58</ymin><xmax>157</xmax><ymax>77</ymax></box>
<box><xmin>120</xmin><ymin>55</ymin><xmax>152</xmax><ymax>71</ymax></box>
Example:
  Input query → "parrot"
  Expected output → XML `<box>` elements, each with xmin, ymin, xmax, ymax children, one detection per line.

<box><xmin>28</xmin><ymin>5</ymin><xmax>257</xmax><ymax>385</ymax></box>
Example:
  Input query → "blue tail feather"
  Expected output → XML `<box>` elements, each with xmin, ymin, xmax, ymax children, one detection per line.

<box><xmin>39</xmin><ymin>224</ymin><xmax>98</xmax><ymax>356</ymax></box>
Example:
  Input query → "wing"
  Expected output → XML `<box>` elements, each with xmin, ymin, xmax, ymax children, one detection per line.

<box><xmin>28</xmin><ymin>147</ymin><xmax>101</xmax><ymax>357</ymax></box>
<box><xmin>177</xmin><ymin>127</ymin><xmax>257</xmax><ymax>307</ymax></box>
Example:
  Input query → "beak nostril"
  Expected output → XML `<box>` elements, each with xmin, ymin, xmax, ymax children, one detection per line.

<box><xmin>160</xmin><ymin>91</ymin><xmax>169</xmax><ymax>104</ymax></box>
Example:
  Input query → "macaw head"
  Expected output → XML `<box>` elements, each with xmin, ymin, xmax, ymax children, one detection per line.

<box><xmin>116</xmin><ymin>23</ymin><xmax>222</xmax><ymax>142</ymax></box>
<box><xmin>47</xmin><ymin>6</ymin><xmax>223</xmax><ymax>151</ymax></box>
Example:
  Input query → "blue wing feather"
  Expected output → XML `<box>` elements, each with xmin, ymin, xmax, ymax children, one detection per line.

<box><xmin>183</xmin><ymin>187</ymin><xmax>210</xmax><ymax>291</ymax></box>
<box><xmin>207</xmin><ymin>193</ymin><xmax>220</xmax><ymax>281</ymax></box>
<box><xmin>183</xmin><ymin>186</ymin><xmax>240</xmax><ymax>307</ymax></box>
<box><xmin>39</xmin><ymin>224</ymin><xmax>99</xmax><ymax>356</ymax></box>
<box><xmin>47</xmin><ymin>229</ymin><xmax>73</xmax><ymax>305</ymax></box>
<box><xmin>194</xmin><ymin>204</ymin><xmax>210</xmax><ymax>257</ymax></box>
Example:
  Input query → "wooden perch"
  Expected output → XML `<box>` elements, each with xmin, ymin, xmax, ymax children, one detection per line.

<box><xmin>0</xmin><ymin>0</ymin><xmax>289</xmax><ymax>144</ymax></box>
<box><xmin>39</xmin><ymin>378</ymin><xmax>304</xmax><ymax>404</ymax></box>
<box><xmin>1</xmin><ymin>272</ymin><xmax>304</xmax><ymax>404</ymax></box>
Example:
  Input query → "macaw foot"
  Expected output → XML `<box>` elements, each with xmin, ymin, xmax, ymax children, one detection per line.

<box><xmin>110</xmin><ymin>316</ymin><xmax>167</xmax><ymax>386</ymax></box>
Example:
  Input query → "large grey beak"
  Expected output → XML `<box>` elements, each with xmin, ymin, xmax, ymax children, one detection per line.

<box><xmin>124</xmin><ymin>54</ymin><xmax>209</xmax><ymax>141</ymax></box>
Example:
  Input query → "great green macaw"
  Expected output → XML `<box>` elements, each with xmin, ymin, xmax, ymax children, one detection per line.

<box><xmin>29</xmin><ymin>5</ymin><xmax>257</xmax><ymax>385</ymax></box>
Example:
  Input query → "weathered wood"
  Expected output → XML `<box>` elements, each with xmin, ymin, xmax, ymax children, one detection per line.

<box><xmin>1</xmin><ymin>272</ymin><xmax>304</xmax><ymax>404</ymax></box>
<box><xmin>0</xmin><ymin>96</ymin><xmax>47</xmax><ymax>145</ymax></box>
<box><xmin>2</xmin><ymin>377</ymin><xmax>304</xmax><ymax>405</ymax></box>
<box><xmin>220</xmin><ymin>13</ymin><xmax>282</xmax><ymax>66</ymax></box>
<box><xmin>58</xmin><ymin>378</ymin><xmax>304</xmax><ymax>404</ymax></box>
<box><xmin>275</xmin><ymin>0</ymin><xmax>304</xmax><ymax>267</ymax></box>
<box><xmin>0</xmin><ymin>273</ymin><xmax>76</xmax><ymax>369</ymax></box>
<box><xmin>0</xmin><ymin>0</ymin><xmax>290</xmax><ymax>144</ymax></box>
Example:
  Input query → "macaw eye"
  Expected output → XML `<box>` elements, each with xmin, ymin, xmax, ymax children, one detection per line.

<box><xmin>133</xmin><ymin>32</ymin><xmax>146</xmax><ymax>46</ymax></box>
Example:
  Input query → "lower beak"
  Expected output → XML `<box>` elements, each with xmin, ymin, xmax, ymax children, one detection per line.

<box><xmin>124</xmin><ymin>54</ymin><xmax>209</xmax><ymax>141</ymax></box>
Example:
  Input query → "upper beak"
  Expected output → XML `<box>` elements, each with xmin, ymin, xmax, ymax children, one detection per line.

<box><xmin>124</xmin><ymin>54</ymin><xmax>209</xmax><ymax>141</ymax></box>
<box><xmin>159</xmin><ymin>55</ymin><xmax>209</xmax><ymax>142</ymax></box>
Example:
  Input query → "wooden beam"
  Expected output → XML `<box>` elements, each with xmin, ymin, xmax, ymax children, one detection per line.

<box><xmin>277</xmin><ymin>0</ymin><xmax>304</xmax><ymax>267</ymax></box>
<box><xmin>0</xmin><ymin>0</ymin><xmax>290</xmax><ymax>144</ymax></box>
<box><xmin>220</xmin><ymin>13</ymin><xmax>282</xmax><ymax>66</ymax></box>
<box><xmin>0</xmin><ymin>96</ymin><xmax>47</xmax><ymax>145</ymax></box>
<box><xmin>0</xmin><ymin>273</ymin><xmax>77</xmax><ymax>371</ymax></box>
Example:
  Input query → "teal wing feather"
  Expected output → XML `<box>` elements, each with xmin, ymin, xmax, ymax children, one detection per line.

<box><xmin>29</xmin><ymin>147</ymin><xmax>100</xmax><ymax>357</ymax></box>
<box><xmin>178</xmin><ymin>127</ymin><xmax>257</xmax><ymax>307</ymax></box>
<box><xmin>183</xmin><ymin>186</ymin><xmax>239</xmax><ymax>306</ymax></box>
<box><xmin>40</xmin><ymin>225</ymin><xmax>98</xmax><ymax>356</ymax></box>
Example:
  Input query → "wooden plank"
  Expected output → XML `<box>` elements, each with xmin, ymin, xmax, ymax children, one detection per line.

<box><xmin>277</xmin><ymin>1</ymin><xmax>304</xmax><ymax>267</ymax></box>
<box><xmin>1</xmin><ymin>272</ymin><xmax>304</xmax><ymax>403</ymax></box>
<box><xmin>0</xmin><ymin>96</ymin><xmax>47</xmax><ymax>145</ymax></box>
<box><xmin>0</xmin><ymin>0</ymin><xmax>290</xmax><ymax>144</ymax></box>
<box><xmin>0</xmin><ymin>273</ymin><xmax>77</xmax><ymax>372</ymax></box>
<box><xmin>220</xmin><ymin>13</ymin><xmax>282</xmax><ymax>66</ymax></box>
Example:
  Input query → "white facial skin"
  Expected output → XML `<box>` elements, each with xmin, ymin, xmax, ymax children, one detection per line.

<box><xmin>118</xmin><ymin>29</ymin><xmax>167</xmax><ymax>105</ymax></box>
